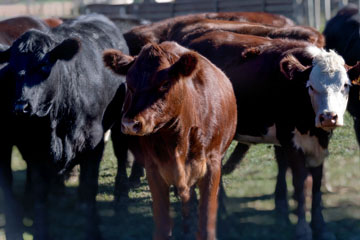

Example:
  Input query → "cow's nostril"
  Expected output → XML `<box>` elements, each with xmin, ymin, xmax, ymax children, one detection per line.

<box><xmin>23</xmin><ymin>103</ymin><xmax>31</xmax><ymax>114</ymax></box>
<box><xmin>133</xmin><ymin>121</ymin><xmax>142</xmax><ymax>132</ymax></box>
<box><xmin>332</xmin><ymin>114</ymin><xmax>338</xmax><ymax>121</ymax></box>
<box><xmin>320</xmin><ymin>115</ymin><xmax>325</xmax><ymax>122</ymax></box>
<box><xmin>14</xmin><ymin>101</ymin><xmax>31</xmax><ymax>116</ymax></box>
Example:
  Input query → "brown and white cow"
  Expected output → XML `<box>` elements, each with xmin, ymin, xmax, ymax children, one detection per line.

<box><xmin>103</xmin><ymin>41</ymin><xmax>237</xmax><ymax>240</ymax></box>
<box><xmin>182</xmin><ymin>31</ymin><xmax>360</xmax><ymax>240</ymax></box>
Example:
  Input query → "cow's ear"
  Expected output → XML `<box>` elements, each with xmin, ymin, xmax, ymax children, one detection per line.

<box><xmin>50</xmin><ymin>38</ymin><xmax>80</xmax><ymax>61</ymax></box>
<box><xmin>346</xmin><ymin>62</ymin><xmax>360</xmax><ymax>85</ymax></box>
<box><xmin>280</xmin><ymin>55</ymin><xmax>311</xmax><ymax>81</ymax></box>
<box><xmin>0</xmin><ymin>47</ymin><xmax>10</xmax><ymax>64</ymax></box>
<box><xmin>47</xmin><ymin>38</ymin><xmax>80</xmax><ymax>64</ymax></box>
<box><xmin>169</xmin><ymin>52</ymin><xmax>198</xmax><ymax>78</ymax></box>
<box><xmin>103</xmin><ymin>49</ymin><xmax>135</xmax><ymax>75</ymax></box>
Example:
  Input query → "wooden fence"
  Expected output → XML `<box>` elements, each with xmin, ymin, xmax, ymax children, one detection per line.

<box><xmin>80</xmin><ymin>0</ymin><xmax>360</xmax><ymax>28</ymax></box>
<box><xmin>80</xmin><ymin>0</ymin><xmax>297</xmax><ymax>23</ymax></box>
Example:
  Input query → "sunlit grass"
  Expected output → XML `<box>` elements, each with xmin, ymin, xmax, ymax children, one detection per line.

<box><xmin>0</xmin><ymin>113</ymin><xmax>359</xmax><ymax>239</ymax></box>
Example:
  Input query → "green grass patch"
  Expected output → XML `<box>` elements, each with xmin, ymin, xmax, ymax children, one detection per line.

<box><xmin>0</xmin><ymin>113</ymin><xmax>359</xmax><ymax>239</ymax></box>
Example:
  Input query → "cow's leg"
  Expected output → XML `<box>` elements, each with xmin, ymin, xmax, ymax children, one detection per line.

<box><xmin>309</xmin><ymin>165</ymin><xmax>335</xmax><ymax>240</ymax></box>
<box><xmin>25</xmin><ymin>162</ymin><xmax>32</xmax><ymax>197</ymax></box>
<box><xmin>181</xmin><ymin>185</ymin><xmax>198</xmax><ymax>239</ymax></box>
<box><xmin>222</xmin><ymin>143</ymin><xmax>250</xmax><ymax>175</ymax></box>
<box><xmin>288</xmin><ymin>148</ymin><xmax>312</xmax><ymax>240</ymax></box>
<box><xmin>111</xmin><ymin>125</ymin><xmax>130</xmax><ymax>202</ymax></box>
<box><xmin>197</xmin><ymin>158</ymin><xmax>221</xmax><ymax>240</ymax></box>
<box><xmin>0</xmin><ymin>144</ymin><xmax>23</xmax><ymax>240</ymax></box>
<box><xmin>274</xmin><ymin>146</ymin><xmax>290</xmax><ymax>221</ymax></box>
<box><xmin>128</xmin><ymin>159</ymin><xmax>144</xmax><ymax>187</ymax></box>
<box><xmin>353</xmin><ymin>116</ymin><xmax>360</xmax><ymax>145</ymax></box>
<box><xmin>31</xmin><ymin>162</ymin><xmax>51</xmax><ymax>240</ymax></box>
<box><xmin>146</xmin><ymin>165</ymin><xmax>172</xmax><ymax>240</ymax></box>
<box><xmin>78</xmin><ymin>141</ymin><xmax>103</xmax><ymax>240</ymax></box>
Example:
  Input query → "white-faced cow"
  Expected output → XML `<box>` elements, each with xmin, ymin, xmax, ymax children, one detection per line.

<box><xmin>0</xmin><ymin>14</ymin><xmax>128</xmax><ymax>240</ymax></box>
<box><xmin>182</xmin><ymin>31</ymin><xmax>360</xmax><ymax>240</ymax></box>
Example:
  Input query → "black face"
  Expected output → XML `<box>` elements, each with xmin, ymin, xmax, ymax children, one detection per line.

<box><xmin>0</xmin><ymin>30</ymin><xmax>79</xmax><ymax>117</ymax></box>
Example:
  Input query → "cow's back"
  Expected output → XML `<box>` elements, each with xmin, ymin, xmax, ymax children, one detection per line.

<box><xmin>324</xmin><ymin>5</ymin><xmax>360</xmax><ymax>65</ymax></box>
<box><xmin>0</xmin><ymin>16</ymin><xmax>48</xmax><ymax>45</ymax></box>
<box><xmin>124</xmin><ymin>12</ymin><xmax>294</xmax><ymax>55</ymax></box>
<box><xmin>187</xmin><ymin>31</ymin><xmax>313</xmax><ymax>141</ymax></box>
<box><xmin>51</xmin><ymin>14</ymin><xmax>128</xmax><ymax>118</ymax></box>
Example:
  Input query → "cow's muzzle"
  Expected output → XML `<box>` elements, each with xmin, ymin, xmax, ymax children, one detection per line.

<box><xmin>318</xmin><ymin>112</ymin><xmax>341</xmax><ymax>130</ymax></box>
<box><xmin>121</xmin><ymin>117</ymin><xmax>143</xmax><ymax>135</ymax></box>
<box><xmin>14</xmin><ymin>100</ymin><xmax>32</xmax><ymax>116</ymax></box>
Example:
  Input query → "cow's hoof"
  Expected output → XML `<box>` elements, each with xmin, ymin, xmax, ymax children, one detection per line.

<box><xmin>274</xmin><ymin>200</ymin><xmax>290</xmax><ymax>226</ymax></box>
<box><xmin>86</xmin><ymin>232</ymin><xmax>103</xmax><ymax>240</ymax></box>
<box><xmin>295</xmin><ymin>221</ymin><xmax>312</xmax><ymax>240</ymax></box>
<box><xmin>313</xmin><ymin>230</ymin><xmax>336</xmax><ymax>240</ymax></box>
<box><xmin>6</xmin><ymin>232</ymin><xmax>23</xmax><ymax>240</ymax></box>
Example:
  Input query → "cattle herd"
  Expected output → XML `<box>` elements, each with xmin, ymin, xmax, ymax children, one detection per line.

<box><xmin>0</xmin><ymin>5</ymin><xmax>360</xmax><ymax>240</ymax></box>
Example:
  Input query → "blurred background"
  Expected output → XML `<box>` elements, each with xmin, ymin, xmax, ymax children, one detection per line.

<box><xmin>0</xmin><ymin>0</ymin><xmax>358</xmax><ymax>29</ymax></box>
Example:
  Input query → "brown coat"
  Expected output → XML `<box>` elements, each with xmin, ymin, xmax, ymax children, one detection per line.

<box><xmin>124</xmin><ymin>11</ymin><xmax>294</xmax><ymax>55</ymax></box>
<box><xmin>0</xmin><ymin>16</ymin><xmax>48</xmax><ymax>45</ymax></box>
<box><xmin>168</xmin><ymin>19</ymin><xmax>324</xmax><ymax>47</ymax></box>
<box><xmin>103</xmin><ymin>41</ymin><xmax>237</xmax><ymax>240</ymax></box>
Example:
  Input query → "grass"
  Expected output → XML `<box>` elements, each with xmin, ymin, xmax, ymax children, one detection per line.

<box><xmin>0</xmin><ymin>112</ymin><xmax>360</xmax><ymax>239</ymax></box>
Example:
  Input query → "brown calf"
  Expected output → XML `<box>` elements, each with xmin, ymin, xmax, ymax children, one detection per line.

<box><xmin>124</xmin><ymin>11</ymin><xmax>294</xmax><ymax>55</ymax></box>
<box><xmin>103</xmin><ymin>41</ymin><xmax>237</xmax><ymax>240</ymax></box>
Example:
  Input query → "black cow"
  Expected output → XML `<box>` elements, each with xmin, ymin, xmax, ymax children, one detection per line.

<box><xmin>324</xmin><ymin>4</ymin><xmax>360</xmax><ymax>145</ymax></box>
<box><xmin>0</xmin><ymin>14</ymin><xmax>128</xmax><ymax>239</ymax></box>
<box><xmin>0</xmin><ymin>17</ymin><xmax>52</xmax><ymax>240</ymax></box>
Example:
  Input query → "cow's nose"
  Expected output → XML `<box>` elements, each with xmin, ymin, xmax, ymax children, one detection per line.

<box><xmin>319</xmin><ymin>112</ymin><xmax>338</xmax><ymax>127</ymax></box>
<box><xmin>121</xmin><ymin>117</ymin><xmax>142</xmax><ymax>135</ymax></box>
<box><xmin>14</xmin><ymin>101</ymin><xmax>31</xmax><ymax>116</ymax></box>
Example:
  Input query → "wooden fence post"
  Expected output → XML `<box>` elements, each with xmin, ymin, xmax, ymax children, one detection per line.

<box><xmin>314</xmin><ymin>0</ymin><xmax>320</xmax><ymax>30</ymax></box>
<box><xmin>325</xmin><ymin>0</ymin><xmax>331</xmax><ymax>20</ymax></box>
<box><xmin>307</xmin><ymin>0</ymin><xmax>314</xmax><ymax>27</ymax></box>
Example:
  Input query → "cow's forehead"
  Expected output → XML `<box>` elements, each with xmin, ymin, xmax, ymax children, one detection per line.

<box><xmin>307</xmin><ymin>46</ymin><xmax>349</xmax><ymax>91</ymax></box>
<box><xmin>9</xmin><ymin>30</ymin><xmax>54</xmax><ymax>69</ymax></box>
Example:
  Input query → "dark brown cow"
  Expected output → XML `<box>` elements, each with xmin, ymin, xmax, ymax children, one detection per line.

<box><xmin>124</xmin><ymin>11</ymin><xmax>294</xmax><ymax>55</ymax></box>
<box><xmin>0</xmin><ymin>16</ymin><xmax>48</xmax><ymax>45</ymax></box>
<box><xmin>183</xmin><ymin>31</ymin><xmax>360</xmax><ymax>240</ymax></box>
<box><xmin>103</xmin><ymin>41</ymin><xmax>237</xmax><ymax>240</ymax></box>
<box><xmin>168</xmin><ymin>19</ymin><xmax>324</xmax><ymax>47</ymax></box>
<box><xmin>206</xmin><ymin>11</ymin><xmax>294</xmax><ymax>26</ymax></box>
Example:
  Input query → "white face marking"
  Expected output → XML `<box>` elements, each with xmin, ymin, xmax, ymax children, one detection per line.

<box><xmin>236</xmin><ymin>124</ymin><xmax>280</xmax><ymax>145</ymax></box>
<box><xmin>292</xmin><ymin>128</ymin><xmax>329</xmax><ymax>167</ymax></box>
<box><xmin>306</xmin><ymin>46</ymin><xmax>350</xmax><ymax>130</ymax></box>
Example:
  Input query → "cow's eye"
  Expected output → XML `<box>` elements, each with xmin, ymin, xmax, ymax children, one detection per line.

<box><xmin>159</xmin><ymin>80</ymin><xmax>171</xmax><ymax>91</ymax></box>
<box><xmin>127</xmin><ymin>86</ymin><xmax>134</xmax><ymax>94</ymax></box>
<box><xmin>308</xmin><ymin>85</ymin><xmax>314</xmax><ymax>91</ymax></box>
<box><xmin>344</xmin><ymin>83</ymin><xmax>350</xmax><ymax>89</ymax></box>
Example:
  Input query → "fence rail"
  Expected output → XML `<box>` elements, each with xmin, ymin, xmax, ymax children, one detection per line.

<box><xmin>81</xmin><ymin>0</ymin><xmax>299</xmax><ymax>23</ymax></box>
